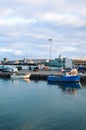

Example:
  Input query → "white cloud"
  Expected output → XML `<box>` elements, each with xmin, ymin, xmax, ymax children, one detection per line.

<box><xmin>17</xmin><ymin>0</ymin><xmax>46</xmax><ymax>6</ymax></box>
<box><xmin>38</xmin><ymin>12</ymin><xmax>86</xmax><ymax>27</ymax></box>
<box><xmin>0</xmin><ymin>48</ymin><xmax>13</xmax><ymax>52</ymax></box>
<box><xmin>0</xmin><ymin>0</ymin><xmax>86</xmax><ymax>59</ymax></box>
<box><xmin>0</xmin><ymin>8</ymin><xmax>13</xmax><ymax>18</ymax></box>
<box><xmin>0</xmin><ymin>17</ymin><xmax>37</xmax><ymax>27</ymax></box>
<box><xmin>13</xmin><ymin>50</ymin><xmax>22</xmax><ymax>55</ymax></box>
<box><xmin>0</xmin><ymin>48</ymin><xmax>22</xmax><ymax>55</ymax></box>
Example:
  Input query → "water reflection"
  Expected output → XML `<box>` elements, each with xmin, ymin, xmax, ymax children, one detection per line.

<box><xmin>48</xmin><ymin>81</ymin><xmax>82</xmax><ymax>95</ymax></box>
<box><xmin>23</xmin><ymin>79</ymin><xmax>30</xmax><ymax>83</ymax></box>
<box><xmin>58</xmin><ymin>82</ymin><xmax>82</xmax><ymax>95</ymax></box>
<box><xmin>11</xmin><ymin>78</ymin><xmax>30</xmax><ymax>85</ymax></box>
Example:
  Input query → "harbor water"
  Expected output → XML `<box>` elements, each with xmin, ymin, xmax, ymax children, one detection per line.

<box><xmin>0</xmin><ymin>78</ymin><xmax>86</xmax><ymax>130</ymax></box>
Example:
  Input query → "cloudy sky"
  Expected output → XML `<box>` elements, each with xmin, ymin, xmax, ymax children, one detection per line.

<box><xmin>0</xmin><ymin>0</ymin><xmax>86</xmax><ymax>60</ymax></box>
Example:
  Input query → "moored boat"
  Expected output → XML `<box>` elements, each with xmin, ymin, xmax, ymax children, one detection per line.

<box><xmin>47</xmin><ymin>74</ymin><xmax>81</xmax><ymax>82</ymax></box>
<box><xmin>11</xmin><ymin>73</ymin><xmax>31</xmax><ymax>79</ymax></box>
<box><xmin>47</xmin><ymin>69</ymin><xmax>81</xmax><ymax>82</ymax></box>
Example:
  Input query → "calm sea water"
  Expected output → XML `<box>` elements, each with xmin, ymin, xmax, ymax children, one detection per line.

<box><xmin>0</xmin><ymin>78</ymin><xmax>86</xmax><ymax>130</ymax></box>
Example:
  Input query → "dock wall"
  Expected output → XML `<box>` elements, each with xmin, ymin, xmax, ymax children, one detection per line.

<box><xmin>0</xmin><ymin>71</ymin><xmax>86</xmax><ymax>83</ymax></box>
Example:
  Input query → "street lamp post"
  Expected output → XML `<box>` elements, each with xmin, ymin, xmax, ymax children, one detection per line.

<box><xmin>48</xmin><ymin>39</ymin><xmax>52</xmax><ymax>70</ymax></box>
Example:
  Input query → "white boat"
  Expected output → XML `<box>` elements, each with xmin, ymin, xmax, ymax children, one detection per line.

<box><xmin>11</xmin><ymin>73</ymin><xmax>31</xmax><ymax>79</ymax></box>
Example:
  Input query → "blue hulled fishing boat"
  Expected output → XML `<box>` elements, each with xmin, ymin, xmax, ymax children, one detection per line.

<box><xmin>47</xmin><ymin>69</ymin><xmax>81</xmax><ymax>82</ymax></box>
<box><xmin>47</xmin><ymin>74</ymin><xmax>80</xmax><ymax>82</ymax></box>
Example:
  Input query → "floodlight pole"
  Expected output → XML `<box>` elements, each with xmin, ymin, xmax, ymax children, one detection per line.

<box><xmin>48</xmin><ymin>39</ymin><xmax>52</xmax><ymax>70</ymax></box>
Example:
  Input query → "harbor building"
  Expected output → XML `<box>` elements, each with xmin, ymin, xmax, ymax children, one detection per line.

<box><xmin>0</xmin><ymin>56</ymin><xmax>72</xmax><ymax>69</ymax></box>
<box><xmin>44</xmin><ymin>57</ymin><xmax>72</xmax><ymax>69</ymax></box>
<box><xmin>72</xmin><ymin>58</ymin><xmax>86</xmax><ymax>67</ymax></box>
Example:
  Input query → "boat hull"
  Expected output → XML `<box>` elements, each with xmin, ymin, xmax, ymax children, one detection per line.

<box><xmin>11</xmin><ymin>73</ymin><xmax>31</xmax><ymax>79</ymax></box>
<box><xmin>47</xmin><ymin>75</ymin><xmax>81</xmax><ymax>82</ymax></box>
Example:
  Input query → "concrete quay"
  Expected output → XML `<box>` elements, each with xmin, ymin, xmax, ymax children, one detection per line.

<box><xmin>30</xmin><ymin>71</ymin><xmax>86</xmax><ymax>83</ymax></box>
<box><xmin>14</xmin><ymin>70</ymin><xmax>86</xmax><ymax>83</ymax></box>
<box><xmin>30</xmin><ymin>70</ymin><xmax>58</xmax><ymax>80</ymax></box>
<box><xmin>0</xmin><ymin>70</ymin><xmax>86</xmax><ymax>83</ymax></box>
